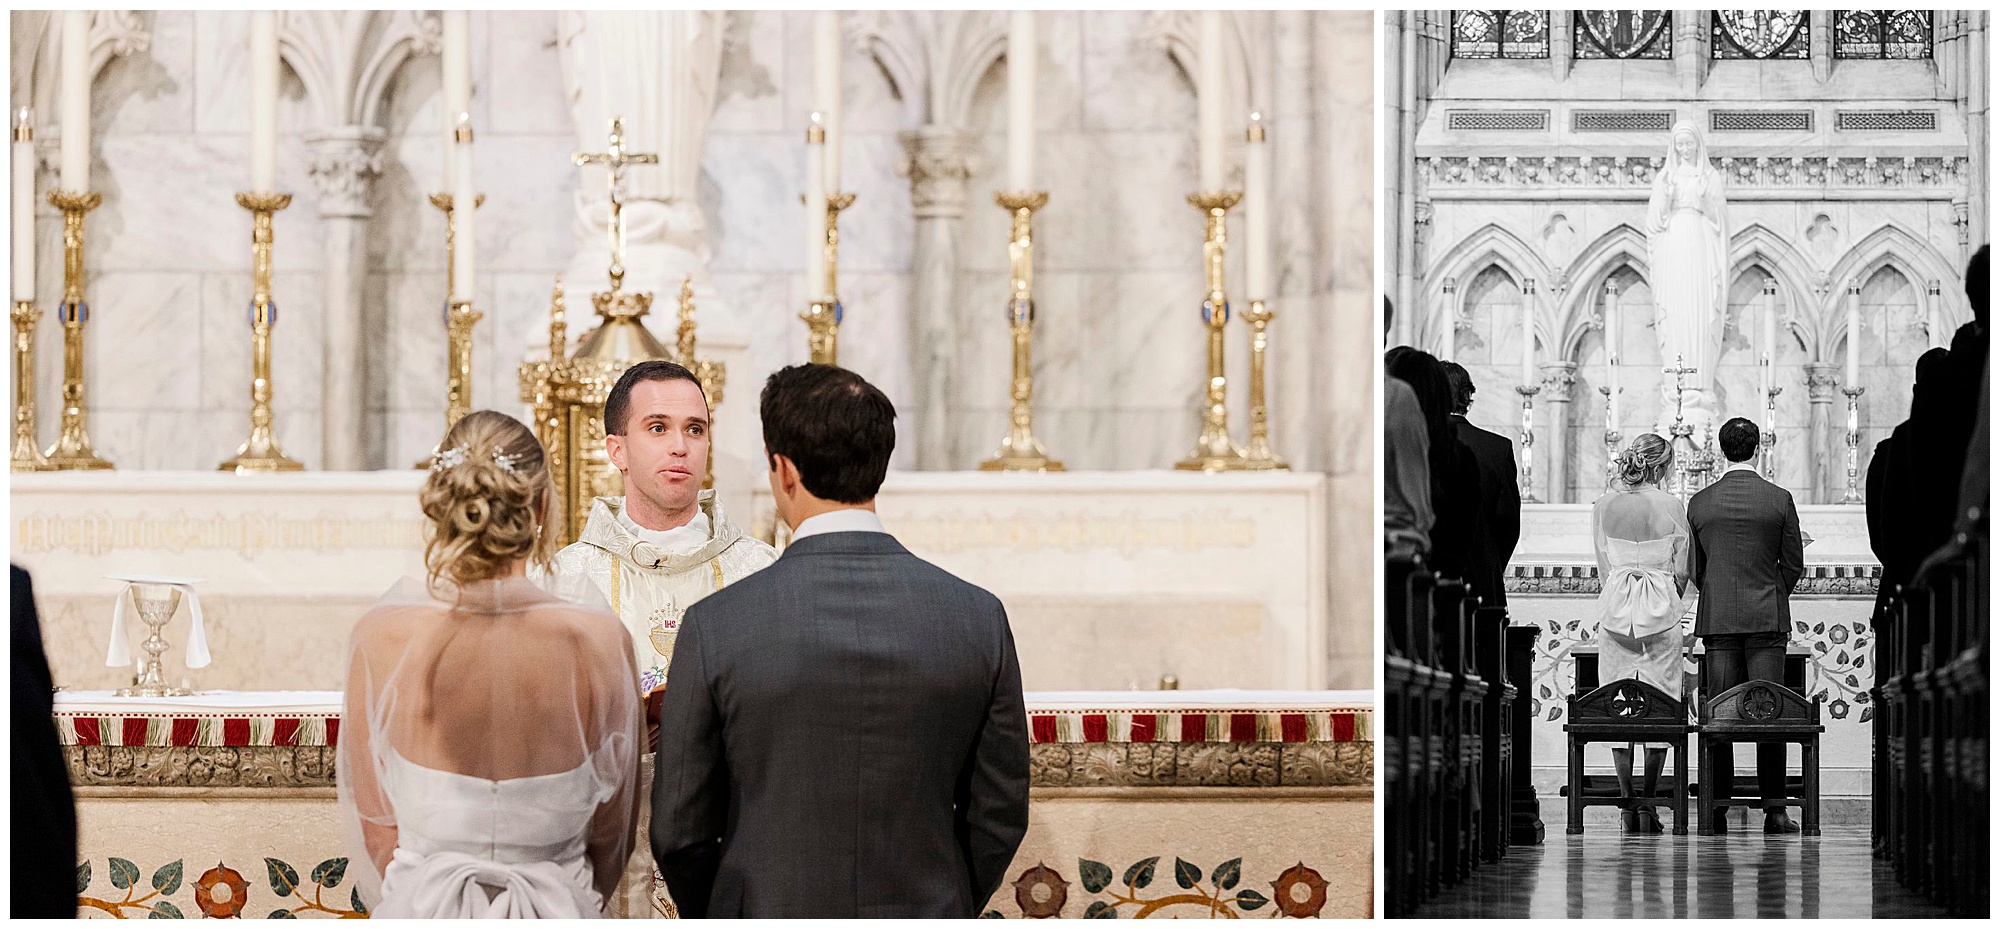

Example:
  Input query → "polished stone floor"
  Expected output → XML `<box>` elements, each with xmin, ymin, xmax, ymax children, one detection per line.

<box><xmin>1411</xmin><ymin>824</ymin><xmax>1951</xmax><ymax>919</ymax></box>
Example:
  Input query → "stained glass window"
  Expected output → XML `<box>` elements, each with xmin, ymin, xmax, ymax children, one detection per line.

<box><xmin>1573</xmin><ymin>11</ymin><xmax>1674</xmax><ymax>60</ymax></box>
<box><xmin>1451</xmin><ymin>11</ymin><xmax>1551</xmax><ymax>60</ymax></box>
<box><xmin>1712</xmin><ymin>11</ymin><xmax>1809</xmax><ymax>59</ymax></box>
<box><xmin>1833</xmin><ymin>11</ymin><xmax>1932</xmax><ymax>59</ymax></box>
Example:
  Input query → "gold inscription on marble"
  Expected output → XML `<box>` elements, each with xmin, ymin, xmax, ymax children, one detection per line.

<box><xmin>893</xmin><ymin>510</ymin><xmax>1258</xmax><ymax>555</ymax></box>
<box><xmin>13</xmin><ymin>511</ymin><xmax>425</xmax><ymax>559</ymax></box>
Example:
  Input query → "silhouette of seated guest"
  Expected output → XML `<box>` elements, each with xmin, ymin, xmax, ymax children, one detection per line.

<box><xmin>1868</xmin><ymin>347</ymin><xmax>1953</xmax><ymax>616</ymax></box>
<box><xmin>1386</xmin><ymin>346</ymin><xmax>1485</xmax><ymax>593</ymax></box>
<box><xmin>1442</xmin><ymin>362</ymin><xmax>1521</xmax><ymax>609</ymax></box>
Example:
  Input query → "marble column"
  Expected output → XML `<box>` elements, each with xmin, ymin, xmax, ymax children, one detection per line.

<box><xmin>899</xmin><ymin>127</ymin><xmax>977</xmax><ymax>470</ymax></box>
<box><xmin>305</xmin><ymin>127</ymin><xmax>385</xmax><ymax>470</ymax></box>
<box><xmin>1538</xmin><ymin>361</ymin><xmax>1577</xmax><ymax>504</ymax></box>
<box><xmin>1804</xmin><ymin>362</ymin><xmax>1841</xmax><ymax>505</ymax></box>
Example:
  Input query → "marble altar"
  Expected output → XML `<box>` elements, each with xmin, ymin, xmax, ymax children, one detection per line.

<box><xmin>12</xmin><ymin>468</ymin><xmax>1338</xmax><ymax>693</ymax></box>
<box><xmin>58</xmin><ymin>689</ymin><xmax>1373</xmax><ymax>919</ymax></box>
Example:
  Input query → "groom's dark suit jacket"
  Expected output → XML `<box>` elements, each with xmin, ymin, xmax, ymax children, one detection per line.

<box><xmin>1686</xmin><ymin>469</ymin><xmax>1805</xmax><ymax>636</ymax></box>
<box><xmin>650</xmin><ymin>529</ymin><xmax>1030</xmax><ymax>918</ymax></box>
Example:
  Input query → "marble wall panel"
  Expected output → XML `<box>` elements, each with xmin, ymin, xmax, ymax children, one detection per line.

<box><xmin>1078</xmin><ymin>10</ymin><xmax>1194</xmax><ymax>134</ymax></box>
<box><xmin>94</xmin><ymin>10</ymin><xmax>195</xmax><ymax>137</ymax></box>
<box><xmin>709</xmin><ymin>11</ymin><xmax>785</xmax><ymax>136</ymax></box>
<box><xmin>483</xmin><ymin>11</ymin><xmax>570</xmax><ymax>137</ymax></box>
<box><xmin>85</xmin><ymin>272</ymin><xmax>203</xmax><ymax>412</ymax></box>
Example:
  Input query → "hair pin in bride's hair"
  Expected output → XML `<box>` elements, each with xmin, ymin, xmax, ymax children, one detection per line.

<box><xmin>431</xmin><ymin>443</ymin><xmax>470</xmax><ymax>473</ymax></box>
<box><xmin>492</xmin><ymin>447</ymin><xmax>522</xmax><ymax>475</ymax></box>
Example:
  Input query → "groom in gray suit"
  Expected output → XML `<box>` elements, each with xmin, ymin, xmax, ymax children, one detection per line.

<box><xmin>651</xmin><ymin>363</ymin><xmax>1030</xmax><ymax>917</ymax></box>
<box><xmin>1687</xmin><ymin>417</ymin><xmax>1806</xmax><ymax>834</ymax></box>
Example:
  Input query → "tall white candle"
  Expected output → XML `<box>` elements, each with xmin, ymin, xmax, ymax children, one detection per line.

<box><xmin>814</xmin><ymin>12</ymin><xmax>842</xmax><ymax>193</ymax></box>
<box><xmin>1244</xmin><ymin>113</ymin><xmax>1270</xmax><ymax>301</ymax></box>
<box><xmin>1439</xmin><ymin>280</ymin><xmax>1457</xmax><ymax>362</ymax></box>
<box><xmin>805</xmin><ymin>114</ymin><xmax>828</xmax><ymax>299</ymax></box>
<box><xmin>1006</xmin><ymin>11</ymin><xmax>1037</xmax><ymax>191</ymax></box>
<box><xmin>441</xmin><ymin>11</ymin><xmax>471</xmax><ymax>191</ymax></box>
<box><xmin>1604</xmin><ymin>281</ymin><xmax>1620</xmax><ymax>430</ymax></box>
<box><xmin>451</xmin><ymin>115</ymin><xmax>475</xmax><ymax>304</ymax></box>
<box><xmin>1521</xmin><ymin>281</ymin><xmax>1537</xmax><ymax>387</ymax></box>
<box><xmin>13</xmin><ymin>109</ymin><xmax>34</xmax><ymax>302</ymax></box>
<box><xmin>59</xmin><ymin>10</ymin><xmax>90</xmax><ymax>192</ymax></box>
<box><xmin>1846</xmin><ymin>285</ymin><xmax>1862</xmax><ymax>386</ymax></box>
<box><xmin>249</xmin><ymin>12</ymin><xmax>279</xmax><ymax>192</ymax></box>
<box><xmin>1761</xmin><ymin>281</ymin><xmax>1777</xmax><ymax>403</ymax></box>
<box><xmin>1197</xmin><ymin>12</ymin><xmax>1226</xmax><ymax>191</ymax></box>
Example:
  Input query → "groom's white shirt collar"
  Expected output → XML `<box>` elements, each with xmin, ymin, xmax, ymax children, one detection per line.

<box><xmin>1722</xmin><ymin>460</ymin><xmax>1759</xmax><ymax>477</ymax></box>
<box><xmin>791</xmin><ymin>508</ymin><xmax>888</xmax><ymax>541</ymax></box>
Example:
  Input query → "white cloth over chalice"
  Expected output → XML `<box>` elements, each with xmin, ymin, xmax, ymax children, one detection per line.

<box><xmin>104</xmin><ymin>574</ymin><xmax>211</xmax><ymax>669</ymax></box>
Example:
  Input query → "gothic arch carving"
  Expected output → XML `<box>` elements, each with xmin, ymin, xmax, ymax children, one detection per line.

<box><xmin>853</xmin><ymin>10</ymin><xmax>1005</xmax><ymax>130</ymax></box>
<box><xmin>1555</xmin><ymin>224</ymin><xmax>1651</xmax><ymax>361</ymax></box>
<box><xmin>279</xmin><ymin>10</ymin><xmax>440</xmax><ymax>130</ymax></box>
<box><xmin>14</xmin><ymin>11</ymin><xmax>152</xmax><ymax>120</ymax></box>
<box><xmin>1422</xmin><ymin>223</ymin><xmax>1552</xmax><ymax>358</ymax></box>
<box><xmin>1150</xmin><ymin>11</ymin><xmax>1259</xmax><ymax>123</ymax></box>
<box><xmin>1820</xmin><ymin>225</ymin><xmax>1968</xmax><ymax>360</ymax></box>
<box><xmin>1727</xmin><ymin>223</ymin><xmax>1823</xmax><ymax>355</ymax></box>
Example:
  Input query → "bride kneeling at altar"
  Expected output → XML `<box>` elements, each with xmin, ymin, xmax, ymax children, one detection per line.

<box><xmin>1591</xmin><ymin>434</ymin><xmax>1694</xmax><ymax>834</ymax></box>
<box><xmin>337</xmin><ymin>410</ymin><xmax>641</xmax><ymax>918</ymax></box>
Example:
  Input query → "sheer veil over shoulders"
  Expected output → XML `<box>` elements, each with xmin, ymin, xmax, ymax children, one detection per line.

<box><xmin>336</xmin><ymin>574</ymin><xmax>641</xmax><ymax>918</ymax></box>
<box><xmin>1592</xmin><ymin>486</ymin><xmax>1696</xmax><ymax>641</ymax></box>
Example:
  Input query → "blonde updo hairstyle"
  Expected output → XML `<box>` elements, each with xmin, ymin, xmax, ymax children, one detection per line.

<box><xmin>1614</xmin><ymin>433</ymin><xmax>1674</xmax><ymax>487</ymax></box>
<box><xmin>418</xmin><ymin>410</ymin><xmax>559</xmax><ymax>594</ymax></box>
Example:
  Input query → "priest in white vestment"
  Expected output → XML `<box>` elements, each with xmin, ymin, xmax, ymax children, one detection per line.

<box><xmin>548</xmin><ymin>360</ymin><xmax>776</xmax><ymax>916</ymax></box>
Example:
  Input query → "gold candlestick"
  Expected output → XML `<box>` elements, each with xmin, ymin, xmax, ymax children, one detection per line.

<box><xmin>1176</xmin><ymin>190</ymin><xmax>1248</xmax><ymax>472</ymax></box>
<box><xmin>433</xmin><ymin>191</ymin><xmax>485</xmax><ymax>431</ymax></box>
<box><xmin>218</xmin><ymin>192</ymin><xmax>303</xmax><ymax>473</ymax></box>
<box><xmin>981</xmin><ymin>190</ymin><xmax>1063</xmax><ymax>472</ymax></box>
<box><xmin>412</xmin><ymin>192</ymin><xmax>485</xmax><ymax>468</ymax></box>
<box><xmin>801</xmin><ymin>192</ymin><xmax>856</xmax><ymax>366</ymax></box>
<box><xmin>1240</xmin><ymin>298</ymin><xmax>1289</xmax><ymax>470</ymax></box>
<box><xmin>43</xmin><ymin>190</ymin><xmax>112</xmax><ymax>470</ymax></box>
<box><xmin>675</xmin><ymin>277</ymin><xmax>727</xmax><ymax>490</ymax></box>
<box><xmin>12</xmin><ymin>299</ymin><xmax>50</xmax><ymax>470</ymax></box>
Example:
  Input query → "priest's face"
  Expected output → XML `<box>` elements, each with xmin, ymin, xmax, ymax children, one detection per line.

<box><xmin>606</xmin><ymin>377</ymin><xmax>711</xmax><ymax>528</ymax></box>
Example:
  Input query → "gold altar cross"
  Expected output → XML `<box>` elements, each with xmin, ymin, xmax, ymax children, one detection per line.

<box><xmin>572</xmin><ymin>116</ymin><xmax>659</xmax><ymax>292</ymax></box>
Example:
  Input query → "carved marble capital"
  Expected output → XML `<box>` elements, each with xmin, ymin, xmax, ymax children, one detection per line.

<box><xmin>1803</xmin><ymin>362</ymin><xmax>1843</xmax><ymax>401</ymax></box>
<box><xmin>898</xmin><ymin>127</ymin><xmax>980</xmax><ymax>220</ymax></box>
<box><xmin>303</xmin><ymin>128</ymin><xmax>387</xmax><ymax>219</ymax></box>
<box><xmin>1538</xmin><ymin>361</ymin><xmax>1579</xmax><ymax>400</ymax></box>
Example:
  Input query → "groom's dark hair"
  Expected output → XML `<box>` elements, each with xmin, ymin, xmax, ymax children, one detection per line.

<box><xmin>760</xmin><ymin>364</ymin><xmax>896</xmax><ymax>504</ymax></box>
<box><xmin>1718</xmin><ymin>417</ymin><xmax>1760</xmax><ymax>463</ymax></box>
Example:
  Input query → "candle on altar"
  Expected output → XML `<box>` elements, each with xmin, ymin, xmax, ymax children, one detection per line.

<box><xmin>440</xmin><ymin>11</ymin><xmax>471</xmax><ymax>191</ymax></box>
<box><xmin>805</xmin><ymin>113</ymin><xmax>828</xmax><ymax>298</ymax></box>
<box><xmin>450</xmin><ymin>114</ymin><xmax>475</xmax><ymax>304</ymax></box>
<box><xmin>59</xmin><ymin>10</ymin><xmax>90</xmax><ymax>192</ymax></box>
<box><xmin>1604</xmin><ymin>282</ymin><xmax>1620</xmax><ymax>430</ymax></box>
<box><xmin>1761</xmin><ymin>282</ymin><xmax>1778</xmax><ymax>402</ymax></box>
<box><xmin>249</xmin><ymin>11</ymin><xmax>279</xmax><ymax>193</ymax></box>
<box><xmin>1244</xmin><ymin>113</ymin><xmax>1270</xmax><ymax>301</ymax></box>
<box><xmin>1197</xmin><ymin>11</ymin><xmax>1225</xmax><ymax>191</ymax></box>
<box><xmin>814</xmin><ymin>12</ymin><xmax>842</xmax><ymax>192</ymax></box>
<box><xmin>1520</xmin><ymin>282</ymin><xmax>1536</xmax><ymax>388</ymax></box>
<box><xmin>13</xmin><ymin>108</ymin><xmax>34</xmax><ymax>302</ymax></box>
<box><xmin>1006</xmin><ymin>11</ymin><xmax>1036</xmax><ymax>192</ymax></box>
<box><xmin>1846</xmin><ymin>286</ymin><xmax>1862</xmax><ymax>386</ymax></box>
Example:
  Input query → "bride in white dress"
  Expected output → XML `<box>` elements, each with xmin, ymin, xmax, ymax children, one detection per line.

<box><xmin>337</xmin><ymin>411</ymin><xmax>641</xmax><ymax>917</ymax></box>
<box><xmin>1591</xmin><ymin>433</ymin><xmax>1694</xmax><ymax>834</ymax></box>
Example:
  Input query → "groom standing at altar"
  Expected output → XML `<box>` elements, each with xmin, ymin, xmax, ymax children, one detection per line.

<box><xmin>651</xmin><ymin>364</ymin><xmax>1030</xmax><ymax>918</ymax></box>
<box><xmin>1687</xmin><ymin>417</ymin><xmax>1806</xmax><ymax>834</ymax></box>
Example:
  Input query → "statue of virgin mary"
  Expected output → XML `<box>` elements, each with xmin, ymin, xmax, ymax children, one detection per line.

<box><xmin>1645</xmin><ymin>121</ymin><xmax>1729</xmax><ymax>437</ymax></box>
